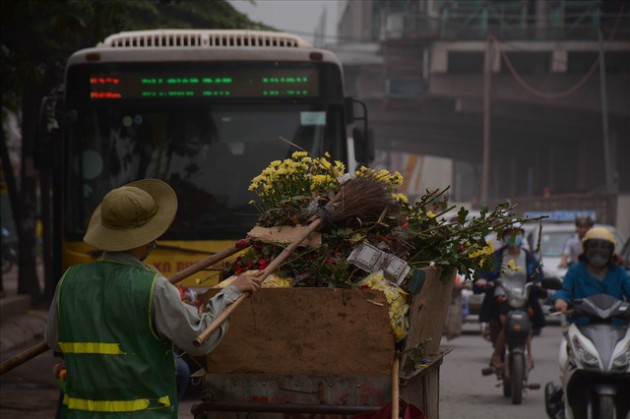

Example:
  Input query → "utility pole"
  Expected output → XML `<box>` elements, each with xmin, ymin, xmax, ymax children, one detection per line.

<box><xmin>597</xmin><ymin>28</ymin><xmax>615</xmax><ymax>193</ymax></box>
<box><xmin>481</xmin><ymin>35</ymin><xmax>493</xmax><ymax>204</ymax></box>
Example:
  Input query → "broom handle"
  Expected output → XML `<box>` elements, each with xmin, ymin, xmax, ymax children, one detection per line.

<box><xmin>0</xmin><ymin>242</ymin><xmax>247</xmax><ymax>376</ymax></box>
<box><xmin>193</xmin><ymin>218</ymin><xmax>324</xmax><ymax>347</ymax></box>
<box><xmin>392</xmin><ymin>357</ymin><xmax>400</xmax><ymax>418</ymax></box>
<box><xmin>0</xmin><ymin>341</ymin><xmax>49</xmax><ymax>375</ymax></box>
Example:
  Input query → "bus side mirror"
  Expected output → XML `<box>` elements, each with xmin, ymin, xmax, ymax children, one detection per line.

<box><xmin>352</xmin><ymin>126</ymin><xmax>375</xmax><ymax>166</ymax></box>
<box><xmin>344</xmin><ymin>97</ymin><xmax>355</xmax><ymax>124</ymax></box>
<box><xmin>345</xmin><ymin>97</ymin><xmax>374</xmax><ymax>166</ymax></box>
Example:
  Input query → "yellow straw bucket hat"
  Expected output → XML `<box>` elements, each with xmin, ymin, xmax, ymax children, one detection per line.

<box><xmin>83</xmin><ymin>179</ymin><xmax>178</xmax><ymax>252</ymax></box>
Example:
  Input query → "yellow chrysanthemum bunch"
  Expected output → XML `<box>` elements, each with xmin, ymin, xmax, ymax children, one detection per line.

<box><xmin>355</xmin><ymin>166</ymin><xmax>403</xmax><ymax>191</ymax></box>
<box><xmin>467</xmin><ymin>240</ymin><xmax>495</xmax><ymax>260</ymax></box>
<box><xmin>248</xmin><ymin>151</ymin><xmax>345</xmax><ymax>211</ymax></box>
<box><xmin>391</xmin><ymin>192</ymin><xmax>409</xmax><ymax>204</ymax></box>
<box><xmin>464</xmin><ymin>239</ymin><xmax>496</xmax><ymax>270</ymax></box>
<box><xmin>505</xmin><ymin>259</ymin><xmax>522</xmax><ymax>272</ymax></box>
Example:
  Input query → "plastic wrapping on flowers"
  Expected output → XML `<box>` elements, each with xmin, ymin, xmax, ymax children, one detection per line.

<box><xmin>219</xmin><ymin>151</ymin><xmax>538</xmax><ymax>342</ymax></box>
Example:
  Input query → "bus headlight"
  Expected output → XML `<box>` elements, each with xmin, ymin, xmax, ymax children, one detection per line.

<box><xmin>572</xmin><ymin>336</ymin><xmax>599</xmax><ymax>368</ymax></box>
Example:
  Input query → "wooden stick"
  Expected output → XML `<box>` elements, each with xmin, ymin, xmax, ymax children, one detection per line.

<box><xmin>167</xmin><ymin>243</ymin><xmax>245</xmax><ymax>284</ymax></box>
<box><xmin>0</xmin><ymin>242</ymin><xmax>247</xmax><ymax>375</ymax></box>
<box><xmin>392</xmin><ymin>357</ymin><xmax>400</xmax><ymax>418</ymax></box>
<box><xmin>0</xmin><ymin>342</ymin><xmax>49</xmax><ymax>375</ymax></box>
<box><xmin>193</xmin><ymin>218</ymin><xmax>323</xmax><ymax>346</ymax></box>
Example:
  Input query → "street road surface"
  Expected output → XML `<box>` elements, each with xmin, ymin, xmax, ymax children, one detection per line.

<box><xmin>440</xmin><ymin>320</ymin><xmax>563</xmax><ymax>419</ymax></box>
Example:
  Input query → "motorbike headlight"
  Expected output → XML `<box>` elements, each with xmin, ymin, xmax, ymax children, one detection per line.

<box><xmin>611</xmin><ymin>348</ymin><xmax>630</xmax><ymax>371</ymax></box>
<box><xmin>572</xmin><ymin>336</ymin><xmax>599</xmax><ymax>368</ymax></box>
<box><xmin>508</xmin><ymin>293</ymin><xmax>526</xmax><ymax>307</ymax></box>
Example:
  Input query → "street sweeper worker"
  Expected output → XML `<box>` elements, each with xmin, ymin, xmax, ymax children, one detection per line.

<box><xmin>44</xmin><ymin>179</ymin><xmax>261</xmax><ymax>418</ymax></box>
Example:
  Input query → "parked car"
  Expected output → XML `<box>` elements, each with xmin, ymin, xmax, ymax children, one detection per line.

<box><xmin>524</xmin><ymin>222</ymin><xmax>626</xmax><ymax>280</ymax></box>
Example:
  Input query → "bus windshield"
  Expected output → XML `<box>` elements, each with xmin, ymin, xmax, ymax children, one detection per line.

<box><xmin>65</xmin><ymin>103</ymin><xmax>346</xmax><ymax>240</ymax></box>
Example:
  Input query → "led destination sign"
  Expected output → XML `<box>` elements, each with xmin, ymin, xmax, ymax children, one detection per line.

<box><xmin>90</xmin><ymin>67</ymin><xmax>319</xmax><ymax>100</ymax></box>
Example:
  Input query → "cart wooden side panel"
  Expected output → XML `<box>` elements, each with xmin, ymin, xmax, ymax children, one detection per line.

<box><xmin>204</xmin><ymin>288</ymin><xmax>395</xmax><ymax>375</ymax></box>
<box><xmin>404</xmin><ymin>267</ymin><xmax>456</xmax><ymax>354</ymax></box>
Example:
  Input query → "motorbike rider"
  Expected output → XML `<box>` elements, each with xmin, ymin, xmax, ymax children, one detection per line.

<box><xmin>552</xmin><ymin>226</ymin><xmax>630</xmax><ymax>315</ymax></box>
<box><xmin>559</xmin><ymin>215</ymin><xmax>594</xmax><ymax>269</ymax></box>
<box><xmin>474</xmin><ymin>225</ymin><xmax>545</xmax><ymax>372</ymax></box>
<box><xmin>547</xmin><ymin>226</ymin><xmax>630</xmax><ymax>417</ymax></box>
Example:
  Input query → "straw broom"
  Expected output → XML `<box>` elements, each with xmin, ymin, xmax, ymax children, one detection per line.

<box><xmin>193</xmin><ymin>174</ymin><xmax>394</xmax><ymax>346</ymax></box>
<box><xmin>0</xmin><ymin>242</ymin><xmax>247</xmax><ymax>375</ymax></box>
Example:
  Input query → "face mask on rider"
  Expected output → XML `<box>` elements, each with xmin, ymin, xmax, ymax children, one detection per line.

<box><xmin>585</xmin><ymin>247</ymin><xmax>610</xmax><ymax>267</ymax></box>
<box><xmin>506</xmin><ymin>235</ymin><xmax>523</xmax><ymax>248</ymax></box>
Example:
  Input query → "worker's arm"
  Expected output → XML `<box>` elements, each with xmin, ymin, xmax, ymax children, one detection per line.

<box><xmin>153</xmin><ymin>273</ymin><xmax>260</xmax><ymax>356</ymax></box>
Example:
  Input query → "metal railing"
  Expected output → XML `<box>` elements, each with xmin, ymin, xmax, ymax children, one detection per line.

<box><xmin>382</xmin><ymin>1</ymin><xmax>629</xmax><ymax>41</ymax></box>
<box><xmin>487</xmin><ymin>193</ymin><xmax>618</xmax><ymax>225</ymax></box>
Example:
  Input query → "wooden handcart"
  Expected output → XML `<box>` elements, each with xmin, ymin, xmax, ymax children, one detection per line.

<box><xmin>190</xmin><ymin>267</ymin><xmax>455</xmax><ymax>418</ymax></box>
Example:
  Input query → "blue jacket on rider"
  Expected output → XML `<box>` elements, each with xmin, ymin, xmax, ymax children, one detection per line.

<box><xmin>551</xmin><ymin>261</ymin><xmax>630</xmax><ymax>325</ymax></box>
<box><xmin>475</xmin><ymin>246</ymin><xmax>546</xmax><ymax>331</ymax></box>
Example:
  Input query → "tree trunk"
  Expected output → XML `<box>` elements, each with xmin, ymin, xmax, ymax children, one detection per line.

<box><xmin>17</xmin><ymin>89</ymin><xmax>41</xmax><ymax>304</ymax></box>
<box><xmin>0</xmin><ymin>126</ymin><xmax>20</xmax><ymax>296</ymax></box>
<box><xmin>40</xmin><ymin>169</ymin><xmax>54</xmax><ymax>302</ymax></box>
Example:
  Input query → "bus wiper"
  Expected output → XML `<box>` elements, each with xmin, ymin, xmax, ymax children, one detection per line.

<box><xmin>153</xmin><ymin>244</ymin><xmax>217</xmax><ymax>255</ymax></box>
<box><xmin>88</xmin><ymin>244</ymin><xmax>217</xmax><ymax>257</ymax></box>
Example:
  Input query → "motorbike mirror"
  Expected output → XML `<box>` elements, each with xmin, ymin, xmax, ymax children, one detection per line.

<box><xmin>541</xmin><ymin>277</ymin><xmax>563</xmax><ymax>290</ymax></box>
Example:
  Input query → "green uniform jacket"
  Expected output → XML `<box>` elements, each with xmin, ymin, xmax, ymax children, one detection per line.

<box><xmin>58</xmin><ymin>259</ymin><xmax>177</xmax><ymax>418</ymax></box>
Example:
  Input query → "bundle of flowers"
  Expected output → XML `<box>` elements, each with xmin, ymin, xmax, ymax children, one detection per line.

<box><xmin>219</xmin><ymin>151</ymin><xmax>532</xmax><ymax>340</ymax></box>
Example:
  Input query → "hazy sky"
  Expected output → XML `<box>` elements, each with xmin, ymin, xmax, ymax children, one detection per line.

<box><xmin>228</xmin><ymin>0</ymin><xmax>339</xmax><ymax>45</ymax></box>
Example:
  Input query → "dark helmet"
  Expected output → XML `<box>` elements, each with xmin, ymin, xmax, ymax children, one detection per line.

<box><xmin>575</xmin><ymin>215</ymin><xmax>594</xmax><ymax>228</ymax></box>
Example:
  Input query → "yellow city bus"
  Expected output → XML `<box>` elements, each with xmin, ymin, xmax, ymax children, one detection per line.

<box><xmin>47</xmin><ymin>30</ymin><xmax>373</xmax><ymax>287</ymax></box>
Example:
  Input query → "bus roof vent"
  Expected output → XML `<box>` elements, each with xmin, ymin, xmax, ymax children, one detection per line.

<box><xmin>101</xmin><ymin>30</ymin><xmax>312</xmax><ymax>49</ymax></box>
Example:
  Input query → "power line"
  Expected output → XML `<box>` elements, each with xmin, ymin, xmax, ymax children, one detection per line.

<box><xmin>491</xmin><ymin>4</ymin><xmax>625</xmax><ymax>100</ymax></box>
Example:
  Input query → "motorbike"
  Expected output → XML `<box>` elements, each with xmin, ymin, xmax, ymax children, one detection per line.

<box><xmin>1</xmin><ymin>227</ymin><xmax>18</xmax><ymax>274</ymax></box>
<box><xmin>545</xmin><ymin>293</ymin><xmax>630</xmax><ymax>419</ymax></box>
<box><xmin>480</xmin><ymin>277</ymin><xmax>557</xmax><ymax>404</ymax></box>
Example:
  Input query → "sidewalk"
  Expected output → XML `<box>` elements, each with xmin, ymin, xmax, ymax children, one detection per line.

<box><xmin>0</xmin><ymin>265</ymin><xmax>49</xmax><ymax>356</ymax></box>
<box><xmin>0</xmin><ymin>264</ymin><xmax>58</xmax><ymax>419</ymax></box>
